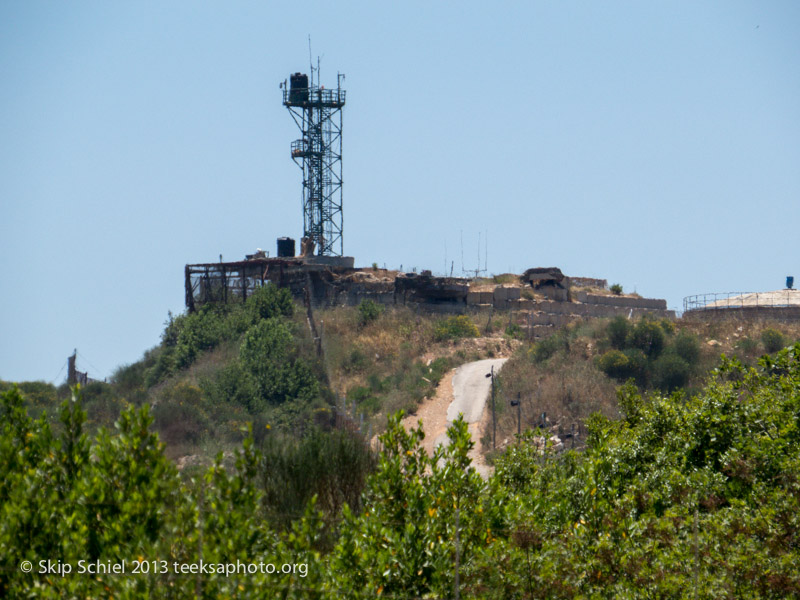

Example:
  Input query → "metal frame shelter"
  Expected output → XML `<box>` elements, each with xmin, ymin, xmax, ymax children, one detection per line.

<box><xmin>184</xmin><ymin>259</ymin><xmax>300</xmax><ymax>312</ymax></box>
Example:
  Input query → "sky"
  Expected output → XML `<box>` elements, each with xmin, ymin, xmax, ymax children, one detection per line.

<box><xmin>1</xmin><ymin>1</ymin><xmax>799</xmax><ymax>383</ymax></box>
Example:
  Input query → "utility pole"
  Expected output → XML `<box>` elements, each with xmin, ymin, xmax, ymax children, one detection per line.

<box><xmin>486</xmin><ymin>366</ymin><xmax>496</xmax><ymax>449</ymax></box>
<box><xmin>510</xmin><ymin>392</ymin><xmax>521</xmax><ymax>436</ymax></box>
<box><xmin>454</xmin><ymin>507</ymin><xmax>460</xmax><ymax>600</ymax></box>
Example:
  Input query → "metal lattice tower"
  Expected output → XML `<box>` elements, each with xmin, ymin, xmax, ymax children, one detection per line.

<box><xmin>283</xmin><ymin>69</ymin><xmax>346</xmax><ymax>257</ymax></box>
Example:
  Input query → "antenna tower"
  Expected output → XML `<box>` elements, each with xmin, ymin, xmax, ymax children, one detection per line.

<box><xmin>282</xmin><ymin>63</ymin><xmax>346</xmax><ymax>256</ymax></box>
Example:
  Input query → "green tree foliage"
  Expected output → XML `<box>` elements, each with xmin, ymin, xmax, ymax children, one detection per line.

<box><xmin>469</xmin><ymin>345</ymin><xmax>800</xmax><ymax>598</ymax></box>
<box><xmin>331</xmin><ymin>413</ymin><xmax>487</xmax><ymax>598</ymax></box>
<box><xmin>260</xmin><ymin>428</ymin><xmax>375</xmax><ymax>531</ymax></box>
<box><xmin>673</xmin><ymin>329</ymin><xmax>700</xmax><ymax>364</ymax></box>
<box><xmin>239</xmin><ymin>319</ymin><xmax>319</xmax><ymax>410</ymax></box>
<box><xmin>5</xmin><ymin>343</ymin><xmax>800</xmax><ymax>597</ymax></box>
<box><xmin>652</xmin><ymin>352</ymin><xmax>691</xmax><ymax>391</ymax></box>
<box><xmin>629</xmin><ymin>319</ymin><xmax>665</xmax><ymax>358</ymax></box>
<box><xmin>596</xmin><ymin>349</ymin><xmax>630</xmax><ymax>380</ymax></box>
<box><xmin>598</xmin><ymin>317</ymin><xmax>702</xmax><ymax>392</ymax></box>
<box><xmin>145</xmin><ymin>284</ymin><xmax>295</xmax><ymax>387</ymax></box>
<box><xmin>530</xmin><ymin>330</ymin><xmax>570</xmax><ymax>364</ymax></box>
<box><xmin>606</xmin><ymin>316</ymin><xmax>630</xmax><ymax>350</ymax></box>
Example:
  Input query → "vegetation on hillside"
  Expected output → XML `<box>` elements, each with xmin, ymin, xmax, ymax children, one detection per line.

<box><xmin>493</xmin><ymin>315</ymin><xmax>800</xmax><ymax>450</ymax></box>
<box><xmin>318</xmin><ymin>304</ymin><xmax>504</xmax><ymax>426</ymax></box>
<box><xmin>4</xmin><ymin>340</ymin><xmax>800</xmax><ymax>597</ymax></box>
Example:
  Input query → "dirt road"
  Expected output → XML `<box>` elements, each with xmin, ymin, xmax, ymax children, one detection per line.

<box><xmin>403</xmin><ymin>357</ymin><xmax>507</xmax><ymax>479</ymax></box>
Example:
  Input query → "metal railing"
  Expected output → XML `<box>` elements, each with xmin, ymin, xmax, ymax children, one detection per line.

<box><xmin>684</xmin><ymin>291</ymin><xmax>799</xmax><ymax>313</ymax></box>
<box><xmin>283</xmin><ymin>88</ymin><xmax>345</xmax><ymax>107</ymax></box>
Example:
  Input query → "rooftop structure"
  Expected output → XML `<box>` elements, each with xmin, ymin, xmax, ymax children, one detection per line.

<box><xmin>683</xmin><ymin>278</ymin><xmax>800</xmax><ymax>321</ymax></box>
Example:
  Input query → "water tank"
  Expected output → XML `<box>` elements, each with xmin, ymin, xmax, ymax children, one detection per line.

<box><xmin>277</xmin><ymin>237</ymin><xmax>295</xmax><ymax>258</ymax></box>
<box><xmin>289</xmin><ymin>73</ymin><xmax>309</xmax><ymax>104</ymax></box>
<box><xmin>787</xmin><ymin>276</ymin><xmax>794</xmax><ymax>290</ymax></box>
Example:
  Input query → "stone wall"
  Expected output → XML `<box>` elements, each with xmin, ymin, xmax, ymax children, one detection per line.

<box><xmin>573</xmin><ymin>291</ymin><xmax>667</xmax><ymax>310</ymax></box>
<box><xmin>683</xmin><ymin>306</ymin><xmax>800</xmax><ymax>323</ymax></box>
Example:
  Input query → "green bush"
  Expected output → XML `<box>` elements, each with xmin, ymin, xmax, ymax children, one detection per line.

<box><xmin>630</xmin><ymin>319</ymin><xmax>665</xmax><ymax>358</ymax></box>
<box><xmin>621</xmin><ymin>348</ymin><xmax>648</xmax><ymax>385</ymax></box>
<box><xmin>200</xmin><ymin>361</ymin><xmax>257</xmax><ymax>410</ymax></box>
<box><xmin>260</xmin><ymin>428</ymin><xmax>375</xmax><ymax>529</ymax></box>
<box><xmin>606</xmin><ymin>316</ymin><xmax>630</xmax><ymax>350</ymax></box>
<box><xmin>672</xmin><ymin>330</ymin><xmax>700</xmax><ymax>364</ymax></box>
<box><xmin>239</xmin><ymin>319</ymin><xmax>319</xmax><ymax>409</ymax></box>
<box><xmin>347</xmin><ymin>385</ymin><xmax>381</xmax><ymax>415</ymax></box>
<box><xmin>247</xmin><ymin>283</ymin><xmax>294</xmax><ymax>320</ymax></box>
<box><xmin>357</xmin><ymin>298</ymin><xmax>384</xmax><ymax>326</ymax></box>
<box><xmin>761</xmin><ymin>328</ymin><xmax>786</xmax><ymax>353</ymax></box>
<box><xmin>652</xmin><ymin>353</ymin><xmax>691</xmax><ymax>391</ymax></box>
<box><xmin>531</xmin><ymin>333</ymin><xmax>563</xmax><ymax>363</ymax></box>
<box><xmin>433</xmin><ymin>315</ymin><xmax>479</xmax><ymax>341</ymax></box>
<box><xmin>596</xmin><ymin>349</ymin><xmax>630</xmax><ymax>380</ymax></box>
<box><xmin>610</xmin><ymin>283</ymin><xmax>623</xmax><ymax>295</ymax></box>
<box><xmin>505</xmin><ymin>323</ymin><xmax>523</xmax><ymax>339</ymax></box>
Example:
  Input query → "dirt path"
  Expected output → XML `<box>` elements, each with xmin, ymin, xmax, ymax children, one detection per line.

<box><xmin>401</xmin><ymin>357</ymin><xmax>507</xmax><ymax>479</ymax></box>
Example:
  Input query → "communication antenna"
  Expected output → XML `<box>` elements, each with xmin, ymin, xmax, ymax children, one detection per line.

<box><xmin>308</xmin><ymin>36</ymin><xmax>313</xmax><ymax>86</ymax></box>
<box><xmin>461</xmin><ymin>231</ymin><xmax>487</xmax><ymax>279</ymax></box>
<box><xmin>460</xmin><ymin>230</ymin><xmax>464</xmax><ymax>274</ymax></box>
<box><xmin>484</xmin><ymin>228</ymin><xmax>488</xmax><ymax>272</ymax></box>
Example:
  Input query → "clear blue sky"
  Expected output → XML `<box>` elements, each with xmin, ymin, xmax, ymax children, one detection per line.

<box><xmin>2</xmin><ymin>1</ymin><xmax>798</xmax><ymax>382</ymax></box>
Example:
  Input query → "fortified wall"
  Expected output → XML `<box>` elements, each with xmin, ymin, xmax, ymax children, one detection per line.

<box><xmin>185</xmin><ymin>257</ymin><xmax>674</xmax><ymax>339</ymax></box>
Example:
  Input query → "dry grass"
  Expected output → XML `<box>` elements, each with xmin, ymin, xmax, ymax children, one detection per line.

<box><xmin>494</xmin><ymin>327</ymin><xmax>618</xmax><ymax>448</ymax></box>
<box><xmin>490</xmin><ymin>315</ymin><xmax>800</xmax><ymax>450</ymax></box>
<box><xmin>678</xmin><ymin>316</ymin><xmax>800</xmax><ymax>365</ymax></box>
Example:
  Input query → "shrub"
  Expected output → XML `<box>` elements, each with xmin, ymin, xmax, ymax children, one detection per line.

<box><xmin>610</xmin><ymin>283</ymin><xmax>623</xmax><ymax>295</ymax></box>
<box><xmin>347</xmin><ymin>385</ymin><xmax>381</xmax><ymax>415</ymax></box>
<box><xmin>247</xmin><ymin>283</ymin><xmax>294</xmax><ymax>321</ymax></box>
<box><xmin>260</xmin><ymin>428</ymin><xmax>375</xmax><ymax>529</ymax></box>
<box><xmin>200</xmin><ymin>361</ymin><xmax>258</xmax><ymax>411</ymax></box>
<box><xmin>652</xmin><ymin>353</ymin><xmax>691</xmax><ymax>391</ymax></box>
<box><xmin>531</xmin><ymin>333</ymin><xmax>562</xmax><ymax>363</ymax></box>
<box><xmin>357</xmin><ymin>299</ymin><xmax>384</xmax><ymax>326</ymax></box>
<box><xmin>659</xmin><ymin>318</ymin><xmax>676</xmax><ymax>335</ymax></box>
<box><xmin>621</xmin><ymin>348</ymin><xmax>648</xmax><ymax>385</ymax></box>
<box><xmin>734</xmin><ymin>336</ymin><xmax>759</xmax><ymax>358</ymax></box>
<box><xmin>239</xmin><ymin>319</ymin><xmax>319</xmax><ymax>408</ymax></box>
<box><xmin>630</xmin><ymin>319</ymin><xmax>665</xmax><ymax>358</ymax></box>
<box><xmin>672</xmin><ymin>330</ymin><xmax>700</xmax><ymax>365</ymax></box>
<box><xmin>433</xmin><ymin>315</ymin><xmax>479</xmax><ymax>341</ymax></box>
<box><xmin>606</xmin><ymin>316</ymin><xmax>630</xmax><ymax>350</ymax></box>
<box><xmin>505</xmin><ymin>323</ymin><xmax>523</xmax><ymax>339</ymax></box>
<box><xmin>596</xmin><ymin>350</ymin><xmax>630</xmax><ymax>380</ymax></box>
<box><xmin>761</xmin><ymin>328</ymin><xmax>786</xmax><ymax>353</ymax></box>
<box><xmin>596</xmin><ymin>348</ymin><xmax>647</xmax><ymax>384</ymax></box>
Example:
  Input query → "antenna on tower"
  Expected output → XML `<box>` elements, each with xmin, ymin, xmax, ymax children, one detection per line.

<box><xmin>460</xmin><ymin>230</ymin><xmax>464</xmax><ymax>274</ymax></box>
<box><xmin>307</xmin><ymin>36</ymin><xmax>313</xmax><ymax>86</ymax></box>
<box><xmin>484</xmin><ymin>228</ymin><xmax>488</xmax><ymax>272</ymax></box>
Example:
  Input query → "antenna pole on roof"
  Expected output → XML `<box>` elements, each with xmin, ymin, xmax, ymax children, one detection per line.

<box><xmin>308</xmin><ymin>35</ymin><xmax>313</xmax><ymax>87</ymax></box>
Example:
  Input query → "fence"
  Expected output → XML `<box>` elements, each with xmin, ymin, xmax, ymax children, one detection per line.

<box><xmin>684</xmin><ymin>291</ymin><xmax>800</xmax><ymax>313</ymax></box>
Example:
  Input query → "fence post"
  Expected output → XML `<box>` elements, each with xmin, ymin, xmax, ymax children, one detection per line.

<box><xmin>454</xmin><ymin>507</ymin><xmax>460</xmax><ymax>600</ymax></box>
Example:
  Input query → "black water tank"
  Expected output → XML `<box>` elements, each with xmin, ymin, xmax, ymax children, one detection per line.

<box><xmin>289</xmin><ymin>73</ymin><xmax>308</xmax><ymax>104</ymax></box>
<box><xmin>787</xmin><ymin>276</ymin><xmax>794</xmax><ymax>290</ymax></box>
<box><xmin>277</xmin><ymin>237</ymin><xmax>295</xmax><ymax>258</ymax></box>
